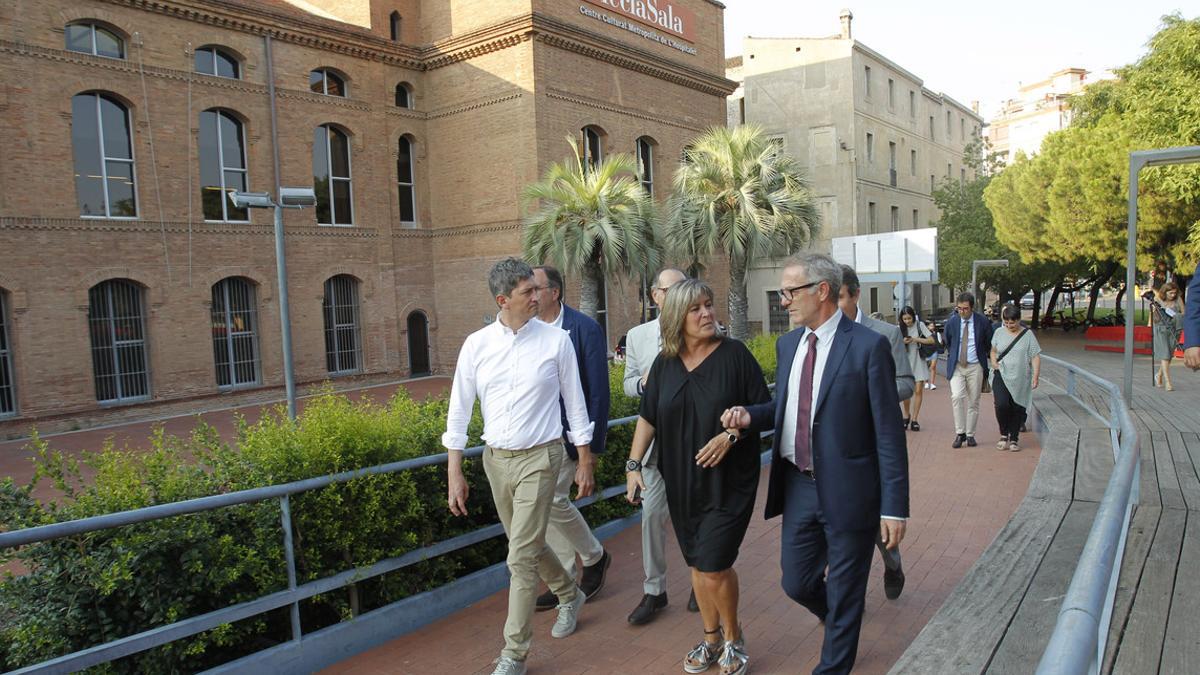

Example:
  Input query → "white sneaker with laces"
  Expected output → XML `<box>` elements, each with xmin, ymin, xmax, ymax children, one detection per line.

<box><xmin>551</xmin><ymin>587</ymin><xmax>586</xmax><ymax>638</ymax></box>
<box><xmin>491</xmin><ymin>656</ymin><xmax>527</xmax><ymax>675</ymax></box>
<box><xmin>924</xmin><ymin>382</ymin><xmax>932</xmax><ymax>390</ymax></box>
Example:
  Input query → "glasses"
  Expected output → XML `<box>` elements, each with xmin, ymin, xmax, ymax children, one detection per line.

<box><xmin>779</xmin><ymin>281</ymin><xmax>820</xmax><ymax>300</ymax></box>
<box><xmin>955</xmin><ymin>305</ymin><xmax>972</xmax><ymax>312</ymax></box>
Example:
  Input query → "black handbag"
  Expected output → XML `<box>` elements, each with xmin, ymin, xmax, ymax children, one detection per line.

<box><xmin>918</xmin><ymin>324</ymin><xmax>939</xmax><ymax>359</ymax></box>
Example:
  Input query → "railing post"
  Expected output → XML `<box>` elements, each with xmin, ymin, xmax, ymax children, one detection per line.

<box><xmin>280</xmin><ymin>495</ymin><xmax>302</xmax><ymax>642</ymax></box>
<box><xmin>1066</xmin><ymin>369</ymin><xmax>1077</xmax><ymax>396</ymax></box>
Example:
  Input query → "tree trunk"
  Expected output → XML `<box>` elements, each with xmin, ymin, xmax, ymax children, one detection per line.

<box><xmin>1086</xmin><ymin>263</ymin><xmax>1117</xmax><ymax>322</ymax></box>
<box><xmin>1045</xmin><ymin>282</ymin><xmax>1063</xmax><ymax>318</ymax></box>
<box><xmin>1113</xmin><ymin>282</ymin><xmax>1127</xmax><ymax>322</ymax></box>
<box><xmin>728</xmin><ymin>254</ymin><xmax>750</xmax><ymax>341</ymax></box>
<box><xmin>578</xmin><ymin>258</ymin><xmax>602</xmax><ymax>322</ymax></box>
<box><xmin>1032</xmin><ymin>290</ymin><xmax>1042</xmax><ymax>328</ymax></box>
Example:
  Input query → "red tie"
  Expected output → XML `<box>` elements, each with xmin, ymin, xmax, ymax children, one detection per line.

<box><xmin>793</xmin><ymin>333</ymin><xmax>818</xmax><ymax>470</ymax></box>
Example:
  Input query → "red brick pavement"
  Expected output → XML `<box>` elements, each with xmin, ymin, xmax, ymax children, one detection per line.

<box><xmin>324</xmin><ymin>382</ymin><xmax>1041</xmax><ymax>675</ymax></box>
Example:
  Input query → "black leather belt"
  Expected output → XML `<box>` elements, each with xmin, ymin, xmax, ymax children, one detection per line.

<box><xmin>790</xmin><ymin>462</ymin><xmax>815</xmax><ymax>479</ymax></box>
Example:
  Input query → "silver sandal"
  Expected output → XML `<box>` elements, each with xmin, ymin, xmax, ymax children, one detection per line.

<box><xmin>684</xmin><ymin>627</ymin><xmax>723</xmax><ymax>673</ymax></box>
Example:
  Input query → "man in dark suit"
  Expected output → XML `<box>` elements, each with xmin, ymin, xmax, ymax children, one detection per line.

<box><xmin>1185</xmin><ymin>264</ymin><xmax>1199</xmax><ymax>371</ymax></box>
<box><xmin>531</xmin><ymin>266</ymin><xmax>611</xmax><ymax>609</ymax></box>
<box><xmin>722</xmin><ymin>253</ymin><xmax>909</xmax><ymax>674</ymax></box>
<box><xmin>942</xmin><ymin>291</ymin><xmax>994</xmax><ymax>448</ymax></box>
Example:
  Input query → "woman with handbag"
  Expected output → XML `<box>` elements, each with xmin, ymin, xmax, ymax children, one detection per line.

<box><xmin>989</xmin><ymin>305</ymin><xmax>1041</xmax><ymax>452</ymax></box>
<box><xmin>1151</xmin><ymin>281</ymin><xmax>1185</xmax><ymax>391</ymax></box>
<box><xmin>898</xmin><ymin>306</ymin><xmax>936</xmax><ymax>431</ymax></box>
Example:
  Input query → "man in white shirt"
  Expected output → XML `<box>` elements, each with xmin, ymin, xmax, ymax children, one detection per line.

<box><xmin>621</xmin><ymin>267</ymin><xmax>692</xmax><ymax>625</ymax></box>
<box><xmin>444</xmin><ymin>258</ymin><xmax>596</xmax><ymax>675</ymax></box>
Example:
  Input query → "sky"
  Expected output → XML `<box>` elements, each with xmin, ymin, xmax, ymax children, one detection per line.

<box><xmin>721</xmin><ymin>0</ymin><xmax>1198</xmax><ymax>120</ymax></box>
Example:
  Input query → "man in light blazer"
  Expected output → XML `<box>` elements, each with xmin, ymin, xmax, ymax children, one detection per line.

<box><xmin>621</xmin><ymin>267</ymin><xmax>691</xmax><ymax>624</ymax></box>
<box><xmin>837</xmin><ymin>264</ymin><xmax>911</xmax><ymax>601</ymax></box>
<box><xmin>723</xmin><ymin>253</ymin><xmax>909</xmax><ymax>674</ymax></box>
<box><xmin>943</xmin><ymin>291</ymin><xmax>994</xmax><ymax>448</ymax></box>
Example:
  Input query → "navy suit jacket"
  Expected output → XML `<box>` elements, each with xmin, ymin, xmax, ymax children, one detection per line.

<box><xmin>1186</xmin><ymin>264</ymin><xmax>1200</xmax><ymax>350</ymax></box>
<box><xmin>557</xmin><ymin>303</ymin><xmax>610</xmax><ymax>459</ymax></box>
<box><xmin>745</xmin><ymin>314</ymin><xmax>909</xmax><ymax>530</ymax></box>
<box><xmin>943</xmin><ymin>311</ymin><xmax>993</xmax><ymax>380</ymax></box>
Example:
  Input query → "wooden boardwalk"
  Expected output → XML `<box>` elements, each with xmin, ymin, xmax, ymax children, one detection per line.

<box><xmin>893</xmin><ymin>332</ymin><xmax>1200</xmax><ymax>674</ymax></box>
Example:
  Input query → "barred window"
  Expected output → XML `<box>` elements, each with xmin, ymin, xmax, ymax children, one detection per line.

<box><xmin>766</xmin><ymin>291</ymin><xmax>790</xmax><ymax>334</ymax></box>
<box><xmin>581</xmin><ymin>126</ymin><xmax>603</xmax><ymax>171</ymax></box>
<box><xmin>194</xmin><ymin>46</ymin><xmax>239</xmax><ymax>79</ymax></box>
<box><xmin>395</xmin><ymin>83</ymin><xmax>412</xmax><ymax>108</ymax></box>
<box><xmin>88</xmin><ymin>280</ymin><xmax>149</xmax><ymax>403</ymax></box>
<box><xmin>199</xmin><ymin>109</ymin><xmax>249</xmax><ymax>222</ymax></box>
<box><xmin>309</xmin><ymin>68</ymin><xmax>346</xmax><ymax>97</ymax></box>
<box><xmin>65</xmin><ymin>22</ymin><xmax>124</xmax><ymax>59</ymax></box>
<box><xmin>211</xmin><ymin>278</ymin><xmax>260</xmax><ymax>389</ymax></box>
<box><xmin>72</xmin><ymin>93</ymin><xmax>137</xmax><ymax>218</ymax></box>
<box><xmin>0</xmin><ymin>291</ymin><xmax>15</xmax><ymax>416</ymax></box>
<box><xmin>323</xmin><ymin>275</ymin><xmax>362</xmax><ymax>375</ymax></box>
<box><xmin>636</xmin><ymin>137</ymin><xmax>654</xmax><ymax>196</ymax></box>
<box><xmin>397</xmin><ymin>136</ymin><xmax>416</xmax><ymax>223</ymax></box>
<box><xmin>313</xmin><ymin>125</ymin><xmax>353</xmax><ymax>225</ymax></box>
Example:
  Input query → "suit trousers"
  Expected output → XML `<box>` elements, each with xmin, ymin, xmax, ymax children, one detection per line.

<box><xmin>779</xmin><ymin>464</ymin><xmax>877</xmax><ymax>675</ymax></box>
<box><xmin>545</xmin><ymin>455</ymin><xmax>604</xmax><ymax>578</ymax></box>
<box><xmin>483</xmin><ymin>441</ymin><xmax>578</xmax><ymax>661</ymax></box>
<box><xmin>639</xmin><ymin>458</ymin><xmax>670</xmax><ymax>595</ymax></box>
<box><xmin>950</xmin><ymin>361</ymin><xmax>984</xmax><ymax>435</ymax></box>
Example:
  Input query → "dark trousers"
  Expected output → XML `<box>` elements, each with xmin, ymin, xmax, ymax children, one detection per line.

<box><xmin>779</xmin><ymin>464</ymin><xmax>876</xmax><ymax>675</ymax></box>
<box><xmin>992</xmin><ymin>373</ymin><xmax>1027</xmax><ymax>442</ymax></box>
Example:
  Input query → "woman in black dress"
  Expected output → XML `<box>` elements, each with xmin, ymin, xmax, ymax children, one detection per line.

<box><xmin>625</xmin><ymin>279</ymin><xmax>770</xmax><ymax>675</ymax></box>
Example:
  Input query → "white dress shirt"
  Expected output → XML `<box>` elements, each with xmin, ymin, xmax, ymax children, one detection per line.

<box><xmin>442</xmin><ymin>316</ymin><xmax>594</xmax><ymax>451</ymax></box>
<box><xmin>779</xmin><ymin>310</ymin><xmax>843</xmax><ymax>467</ymax></box>
<box><xmin>964</xmin><ymin>316</ymin><xmax>979</xmax><ymax>364</ymax></box>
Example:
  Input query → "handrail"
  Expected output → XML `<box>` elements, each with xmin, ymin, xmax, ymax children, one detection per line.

<box><xmin>1035</xmin><ymin>355</ymin><xmax>1141</xmax><ymax>675</ymax></box>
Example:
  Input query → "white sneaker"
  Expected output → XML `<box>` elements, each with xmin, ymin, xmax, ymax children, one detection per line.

<box><xmin>551</xmin><ymin>587</ymin><xmax>586</xmax><ymax>638</ymax></box>
<box><xmin>928</xmin><ymin>383</ymin><xmax>938</xmax><ymax>390</ymax></box>
<box><xmin>924</xmin><ymin>382</ymin><xmax>932</xmax><ymax>390</ymax></box>
<box><xmin>491</xmin><ymin>656</ymin><xmax>527</xmax><ymax>675</ymax></box>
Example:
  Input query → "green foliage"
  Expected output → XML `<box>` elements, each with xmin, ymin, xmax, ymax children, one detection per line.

<box><xmin>744</xmin><ymin>333</ymin><xmax>779</xmax><ymax>384</ymax></box>
<box><xmin>667</xmin><ymin>125</ymin><xmax>819</xmax><ymax>341</ymax></box>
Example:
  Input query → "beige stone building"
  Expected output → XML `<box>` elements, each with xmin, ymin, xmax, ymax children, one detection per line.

<box><xmin>986</xmin><ymin>68</ymin><xmax>1088</xmax><ymax>165</ymax></box>
<box><xmin>0</xmin><ymin>0</ymin><xmax>733</xmax><ymax>432</ymax></box>
<box><xmin>726</xmin><ymin>11</ymin><xmax>982</xmax><ymax>331</ymax></box>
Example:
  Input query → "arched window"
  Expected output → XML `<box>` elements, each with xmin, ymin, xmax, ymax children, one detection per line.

<box><xmin>313</xmin><ymin>125</ymin><xmax>353</xmax><ymax>226</ymax></box>
<box><xmin>636</xmin><ymin>136</ymin><xmax>655</xmax><ymax>196</ymax></box>
<box><xmin>211</xmin><ymin>277</ymin><xmax>260</xmax><ymax>388</ymax></box>
<box><xmin>323</xmin><ymin>275</ymin><xmax>362</xmax><ymax>374</ymax></box>
<box><xmin>395</xmin><ymin>82</ymin><xmax>412</xmax><ymax>108</ymax></box>
<box><xmin>65</xmin><ymin>22</ymin><xmax>124</xmax><ymax>59</ymax></box>
<box><xmin>199</xmin><ymin>109</ymin><xmax>248</xmax><ymax>222</ymax></box>
<box><xmin>88</xmin><ymin>279</ymin><xmax>149</xmax><ymax>403</ymax></box>
<box><xmin>309</xmin><ymin>68</ymin><xmax>346</xmax><ymax>97</ymax></box>
<box><xmin>194</xmin><ymin>46</ymin><xmax>240</xmax><ymax>79</ymax></box>
<box><xmin>397</xmin><ymin>136</ymin><xmax>416</xmax><ymax>224</ymax></box>
<box><xmin>72</xmin><ymin>93</ymin><xmax>137</xmax><ymax>218</ymax></box>
<box><xmin>581</xmin><ymin>126</ymin><xmax>604</xmax><ymax>171</ymax></box>
<box><xmin>0</xmin><ymin>290</ymin><xmax>14</xmax><ymax>417</ymax></box>
<box><xmin>390</xmin><ymin>12</ymin><xmax>402</xmax><ymax>41</ymax></box>
<box><xmin>406</xmin><ymin>311</ymin><xmax>430</xmax><ymax>376</ymax></box>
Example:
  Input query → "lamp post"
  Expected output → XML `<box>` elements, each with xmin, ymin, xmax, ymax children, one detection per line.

<box><xmin>971</xmin><ymin>259</ymin><xmax>1010</xmax><ymax>308</ymax></box>
<box><xmin>229</xmin><ymin>188</ymin><xmax>317</xmax><ymax>420</ymax></box>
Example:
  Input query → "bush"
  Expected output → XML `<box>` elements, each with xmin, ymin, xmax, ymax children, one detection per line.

<box><xmin>745</xmin><ymin>333</ymin><xmax>781</xmax><ymax>384</ymax></box>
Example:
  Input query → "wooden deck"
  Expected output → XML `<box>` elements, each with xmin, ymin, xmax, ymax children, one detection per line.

<box><xmin>893</xmin><ymin>332</ymin><xmax>1200</xmax><ymax>673</ymax></box>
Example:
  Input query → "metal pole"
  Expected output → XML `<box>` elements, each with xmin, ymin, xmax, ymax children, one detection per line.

<box><xmin>1123</xmin><ymin>158</ymin><xmax>1139</xmax><ymax>407</ymax></box>
<box><xmin>265</xmin><ymin>34</ymin><xmax>297</xmax><ymax>420</ymax></box>
<box><xmin>279</xmin><ymin>495</ymin><xmax>302</xmax><ymax>642</ymax></box>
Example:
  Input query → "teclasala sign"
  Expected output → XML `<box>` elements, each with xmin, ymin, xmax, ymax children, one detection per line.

<box><xmin>582</xmin><ymin>0</ymin><xmax>697</xmax><ymax>42</ymax></box>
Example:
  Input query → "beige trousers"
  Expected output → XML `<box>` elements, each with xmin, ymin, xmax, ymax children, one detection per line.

<box><xmin>483</xmin><ymin>440</ymin><xmax>578</xmax><ymax>661</ymax></box>
<box><xmin>950</xmin><ymin>361</ymin><xmax>984</xmax><ymax>435</ymax></box>
<box><xmin>545</xmin><ymin>456</ymin><xmax>604</xmax><ymax>579</ymax></box>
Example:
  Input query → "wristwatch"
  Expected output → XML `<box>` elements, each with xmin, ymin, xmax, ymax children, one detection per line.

<box><xmin>625</xmin><ymin>459</ymin><xmax>642</xmax><ymax>472</ymax></box>
<box><xmin>725</xmin><ymin>430</ymin><xmax>739</xmax><ymax>444</ymax></box>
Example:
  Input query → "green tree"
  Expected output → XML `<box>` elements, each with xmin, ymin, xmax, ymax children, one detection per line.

<box><xmin>666</xmin><ymin>125</ymin><xmax>819</xmax><ymax>340</ymax></box>
<box><xmin>521</xmin><ymin>137</ymin><xmax>659</xmax><ymax>321</ymax></box>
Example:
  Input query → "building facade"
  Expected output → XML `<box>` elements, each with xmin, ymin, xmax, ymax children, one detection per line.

<box><xmin>986</xmin><ymin>68</ymin><xmax>1088</xmax><ymax>165</ymax></box>
<box><xmin>726</xmin><ymin>11</ymin><xmax>981</xmax><ymax>331</ymax></box>
<box><xmin>0</xmin><ymin>0</ymin><xmax>733</xmax><ymax>432</ymax></box>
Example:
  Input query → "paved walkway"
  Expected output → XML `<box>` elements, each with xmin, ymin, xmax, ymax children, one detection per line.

<box><xmin>325</xmin><ymin>377</ymin><xmax>1041</xmax><ymax>675</ymax></box>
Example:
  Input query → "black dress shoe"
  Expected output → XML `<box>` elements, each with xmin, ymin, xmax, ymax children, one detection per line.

<box><xmin>883</xmin><ymin>566</ymin><xmax>906</xmax><ymax>600</ymax></box>
<box><xmin>966</xmin><ymin>436</ymin><xmax>978</xmax><ymax>447</ymax></box>
<box><xmin>579</xmin><ymin>549</ymin><xmax>611</xmax><ymax>599</ymax></box>
<box><xmin>687</xmin><ymin>588</ymin><xmax>699</xmax><ymax>612</ymax></box>
<box><xmin>627</xmin><ymin>592</ymin><xmax>668</xmax><ymax>625</ymax></box>
<box><xmin>952</xmin><ymin>433</ymin><xmax>966</xmax><ymax>448</ymax></box>
<box><xmin>535</xmin><ymin>589</ymin><xmax>558</xmax><ymax>612</ymax></box>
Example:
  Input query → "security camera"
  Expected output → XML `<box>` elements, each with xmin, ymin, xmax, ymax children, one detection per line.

<box><xmin>279</xmin><ymin>187</ymin><xmax>318</xmax><ymax>208</ymax></box>
<box><xmin>228</xmin><ymin>191</ymin><xmax>275</xmax><ymax>209</ymax></box>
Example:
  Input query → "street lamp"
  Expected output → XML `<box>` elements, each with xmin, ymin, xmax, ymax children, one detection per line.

<box><xmin>229</xmin><ymin>187</ymin><xmax>317</xmax><ymax>420</ymax></box>
<box><xmin>971</xmin><ymin>259</ymin><xmax>1010</xmax><ymax>306</ymax></box>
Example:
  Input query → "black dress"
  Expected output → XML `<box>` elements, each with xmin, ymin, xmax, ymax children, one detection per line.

<box><xmin>639</xmin><ymin>338</ymin><xmax>771</xmax><ymax>572</ymax></box>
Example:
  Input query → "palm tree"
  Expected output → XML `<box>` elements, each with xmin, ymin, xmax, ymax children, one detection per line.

<box><xmin>668</xmin><ymin>125</ymin><xmax>819</xmax><ymax>340</ymax></box>
<box><xmin>522</xmin><ymin>137</ymin><xmax>659</xmax><ymax>321</ymax></box>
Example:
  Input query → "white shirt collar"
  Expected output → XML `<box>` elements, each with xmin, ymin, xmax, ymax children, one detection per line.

<box><xmin>853</xmin><ymin>307</ymin><xmax>864</xmax><ymax>324</ymax></box>
<box><xmin>803</xmin><ymin>309</ymin><xmax>843</xmax><ymax>345</ymax></box>
<box><xmin>548</xmin><ymin>302</ymin><xmax>564</xmax><ymax>329</ymax></box>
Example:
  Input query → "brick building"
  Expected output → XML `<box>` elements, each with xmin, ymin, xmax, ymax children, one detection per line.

<box><xmin>0</xmin><ymin>0</ymin><xmax>734</xmax><ymax>431</ymax></box>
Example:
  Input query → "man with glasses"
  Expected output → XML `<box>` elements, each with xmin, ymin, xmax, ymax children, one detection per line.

<box><xmin>623</xmin><ymin>267</ymin><xmax>695</xmax><ymax>624</ymax></box>
<box><xmin>943</xmin><ymin>292</ymin><xmax>994</xmax><ymax>448</ymax></box>
<box><xmin>444</xmin><ymin>258</ymin><xmax>596</xmax><ymax>675</ymax></box>
<box><xmin>530</xmin><ymin>265</ymin><xmax>612</xmax><ymax>612</ymax></box>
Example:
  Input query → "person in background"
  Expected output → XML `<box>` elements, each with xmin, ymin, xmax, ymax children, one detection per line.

<box><xmin>924</xmin><ymin>320</ymin><xmax>941</xmax><ymax>390</ymax></box>
<box><xmin>989</xmin><ymin>305</ymin><xmax>1041</xmax><ymax>452</ymax></box>
<box><xmin>1152</xmin><ymin>281</ymin><xmax>1185</xmax><ymax>391</ymax></box>
<box><xmin>898</xmin><ymin>306</ymin><xmax>936</xmax><ymax>432</ymax></box>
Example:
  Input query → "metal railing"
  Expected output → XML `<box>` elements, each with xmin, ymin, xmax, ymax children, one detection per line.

<box><xmin>1036</xmin><ymin>355</ymin><xmax>1141</xmax><ymax>675</ymax></box>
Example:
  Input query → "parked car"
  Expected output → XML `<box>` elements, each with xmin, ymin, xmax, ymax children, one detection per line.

<box><xmin>1020</xmin><ymin>292</ymin><xmax>1035</xmax><ymax>310</ymax></box>
<box><xmin>926</xmin><ymin>306</ymin><xmax>955</xmax><ymax>334</ymax></box>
